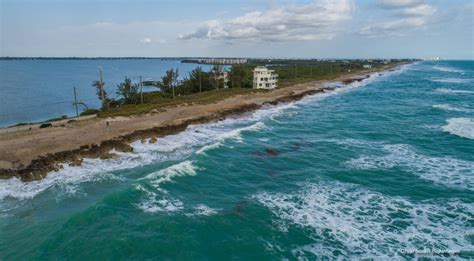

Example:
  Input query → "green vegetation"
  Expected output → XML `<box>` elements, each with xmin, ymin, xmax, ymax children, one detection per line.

<box><xmin>80</xmin><ymin>108</ymin><xmax>100</xmax><ymax>116</ymax></box>
<box><xmin>116</xmin><ymin>77</ymin><xmax>140</xmax><ymax>105</ymax></box>
<box><xmin>98</xmin><ymin>88</ymin><xmax>268</xmax><ymax>118</ymax></box>
<box><xmin>92</xmin><ymin>59</ymin><xmax>406</xmax><ymax>118</ymax></box>
<box><xmin>46</xmin><ymin>115</ymin><xmax>68</xmax><ymax>122</ymax></box>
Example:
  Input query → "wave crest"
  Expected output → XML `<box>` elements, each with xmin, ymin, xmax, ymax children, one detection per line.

<box><xmin>346</xmin><ymin>143</ymin><xmax>474</xmax><ymax>190</ymax></box>
<box><xmin>254</xmin><ymin>182</ymin><xmax>473</xmax><ymax>259</ymax></box>
<box><xmin>442</xmin><ymin>117</ymin><xmax>474</xmax><ymax>140</ymax></box>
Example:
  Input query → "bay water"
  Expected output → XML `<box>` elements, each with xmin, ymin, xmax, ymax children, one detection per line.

<box><xmin>0</xmin><ymin>59</ymin><xmax>210</xmax><ymax>127</ymax></box>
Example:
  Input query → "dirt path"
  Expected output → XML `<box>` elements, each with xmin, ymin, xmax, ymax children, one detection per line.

<box><xmin>0</xmin><ymin>64</ymin><xmax>403</xmax><ymax>179</ymax></box>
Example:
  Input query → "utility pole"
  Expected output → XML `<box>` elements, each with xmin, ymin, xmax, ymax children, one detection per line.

<box><xmin>99</xmin><ymin>66</ymin><xmax>105</xmax><ymax>109</ymax></box>
<box><xmin>295</xmin><ymin>64</ymin><xmax>298</xmax><ymax>78</ymax></box>
<box><xmin>199</xmin><ymin>69</ymin><xmax>202</xmax><ymax>93</ymax></box>
<box><xmin>140</xmin><ymin>75</ymin><xmax>144</xmax><ymax>104</ymax></box>
<box><xmin>73</xmin><ymin>85</ymin><xmax>79</xmax><ymax>117</ymax></box>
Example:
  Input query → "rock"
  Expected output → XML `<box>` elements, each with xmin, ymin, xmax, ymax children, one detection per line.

<box><xmin>39</xmin><ymin>123</ymin><xmax>52</xmax><ymax>129</ymax></box>
<box><xmin>114</xmin><ymin>143</ymin><xmax>134</xmax><ymax>153</ymax></box>
<box><xmin>69</xmin><ymin>158</ymin><xmax>83</xmax><ymax>167</ymax></box>
<box><xmin>149</xmin><ymin>137</ymin><xmax>158</xmax><ymax>144</ymax></box>
<box><xmin>99</xmin><ymin>152</ymin><xmax>118</xmax><ymax>160</ymax></box>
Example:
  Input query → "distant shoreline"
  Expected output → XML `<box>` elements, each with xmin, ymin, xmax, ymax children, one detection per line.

<box><xmin>0</xmin><ymin>62</ymin><xmax>408</xmax><ymax>181</ymax></box>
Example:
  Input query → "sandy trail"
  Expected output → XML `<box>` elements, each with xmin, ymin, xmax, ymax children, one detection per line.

<box><xmin>0</xmin><ymin>64</ymin><xmax>401</xmax><ymax>176</ymax></box>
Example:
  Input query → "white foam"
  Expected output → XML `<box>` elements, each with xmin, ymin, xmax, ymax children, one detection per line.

<box><xmin>194</xmin><ymin>204</ymin><xmax>218</xmax><ymax>216</ymax></box>
<box><xmin>135</xmin><ymin>161</ymin><xmax>199</xmax><ymax>213</ymax></box>
<box><xmin>254</xmin><ymin>181</ymin><xmax>473</xmax><ymax>259</ymax></box>
<box><xmin>299</xmin><ymin>64</ymin><xmax>411</xmax><ymax>106</ymax></box>
<box><xmin>347</xmin><ymin>143</ymin><xmax>474</xmax><ymax>190</ymax></box>
<box><xmin>433</xmin><ymin>65</ymin><xmax>466</xmax><ymax>75</ymax></box>
<box><xmin>0</xmin><ymin>113</ymin><xmax>268</xmax><ymax>202</ymax></box>
<box><xmin>134</xmin><ymin>183</ymin><xmax>184</xmax><ymax>213</ymax></box>
<box><xmin>195</xmin><ymin>142</ymin><xmax>223</xmax><ymax>155</ymax></box>
<box><xmin>430</xmin><ymin>78</ymin><xmax>469</xmax><ymax>84</ymax></box>
<box><xmin>0</xmin><ymin>64</ymin><xmax>409</xmax><ymax>205</ymax></box>
<box><xmin>0</xmin><ymin>164</ymin><xmax>122</xmax><ymax>201</ymax></box>
<box><xmin>143</xmin><ymin>160</ymin><xmax>198</xmax><ymax>188</ymax></box>
<box><xmin>432</xmin><ymin>104</ymin><xmax>472</xmax><ymax>113</ymax></box>
<box><xmin>442</xmin><ymin>118</ymin><xmax>474</xmax><ymax>140</ymax></box>
<box><xmin>435</xmin><ymin>88</ymin><xmax>474</xmax><ymax>94</ymax></box>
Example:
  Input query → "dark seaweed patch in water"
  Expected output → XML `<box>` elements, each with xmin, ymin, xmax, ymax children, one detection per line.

<box><xmin>292</xmin><ymin>143</ymin><xmax>301</xmax><ymax>149</ymax></box>
<box><xmin>267</xmin><ymin>172</ymin><xmax>277</xmax><ymax>177</ymax></box>
<box><xmin>253</xmin><ymin>148</ymin><xmax>281</xmax><ymax>157</ymax></box>
<box><xmin>265</xmin><ymin>149</ymin><xmax>280</xmax><ymax>157</ymax></box>
<box><xmin>232</xmin><ymin>200</ymin><xmax>248</xmax><ymax>215</ymax></box>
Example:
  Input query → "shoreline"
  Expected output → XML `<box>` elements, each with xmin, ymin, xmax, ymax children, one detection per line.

<box><xmin>0</xmin><ymin>63</ymin><xmax>407</xmax><ymax>181</ymax></box>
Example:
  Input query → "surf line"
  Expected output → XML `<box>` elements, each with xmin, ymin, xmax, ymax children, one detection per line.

<box><xmin>0</xmin><ymin>64</ymin><xmax>408</xmax><ymax>182</ymax></box>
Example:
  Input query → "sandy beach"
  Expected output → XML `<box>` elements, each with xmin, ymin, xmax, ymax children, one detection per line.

<box><xmin>0</xmin><ymin>64</ymin><xmax>403</xmax><ymax>180</ymax></box>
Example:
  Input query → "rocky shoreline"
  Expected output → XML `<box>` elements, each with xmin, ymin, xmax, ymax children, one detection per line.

<box><xmin>0</xmin><ymin>64</ymin><xmax>404</xmax><ymax>182</ymax></box>
<box><xmin>0</xmin><ymin>88</ymin><xmax>332</xmax><ymax>181</ymax></box>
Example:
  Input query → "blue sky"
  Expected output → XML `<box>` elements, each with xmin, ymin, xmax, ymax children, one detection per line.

<box><xmin>1</xmin><ymin>0</ymin><xmax>472</xmax><ymax>59</ymax></box>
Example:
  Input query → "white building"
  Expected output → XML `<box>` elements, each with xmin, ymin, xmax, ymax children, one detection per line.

<box><xmin>363</xmin><ymin>64</ymin><xmax>372</xmax><ymax>69</ymax></box>
<box><xmin>253</xmin><ymin>66</ymin><xmax>278</xmax><ymax>89</ymax></box>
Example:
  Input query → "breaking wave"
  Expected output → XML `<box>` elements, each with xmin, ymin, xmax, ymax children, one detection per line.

<box><xmin>432</xmin><ymin>104</ymin><xmax>472</xmax><ymax>113</ymax></box>
<box><xmin>135</xmin><ymin>161</ymin><xmax>199</xmax><ymax>213</ymax></box>
<box><xmin>433</xmin><ymin>65</ymin><xmax>466</xmax><ymax>75</ymax></box>
<box><xmin>442</xmin><ymin>118</ymin><xmax>474</xmax><ymax>140</ymax></box>
<box><xmin>435</xmin><ymin>88</ymin><xmax>474</xmax><ymax>94</ymax></box>
<box><xmin>346</xmin><ymin>143</ymin><xmax>474</xmax><ymax>190</ymax></box>
<box><xmin>0</xmin><ymin>64</ymin><xmax>406</xmax><ymax>206</ymax></box>
<box><xmin>254</xmin><ymin>181</ymin><xmax>473</xmax><ymax>259</ymax></box>
<box><xmin>430</xmin><ymin>78</ymin><xmax>470</xmax><ymax>84</ymax></box>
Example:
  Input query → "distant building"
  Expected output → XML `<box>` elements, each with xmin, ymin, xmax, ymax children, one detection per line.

<box><xmin>212</xmin><ymin>66</ymin><xmax>230</xmax><ymax>88</ymax></box>
<box><xmin>218</xmin><ymin>71</ymin><xmax>230</xmax><ymax>88</ymax></box>
<box><xmin>202</xmin><ymin>58</ymin><xmax>247</xmax><ymax>65</ymax></box>
<box><xmin>363</xmin><ymin>64</ymin><xmax>372</xmax><ymax>69</ymax></box>
<box><xmin>253</xmin><ymin>66</ymin><xmax>278</xmax><ymax>89</ymax></box>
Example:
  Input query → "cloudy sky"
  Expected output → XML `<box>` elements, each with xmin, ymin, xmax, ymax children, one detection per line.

<box><xmin>1</xmin><ymin>0</ymin><xmax>472</xmax><ymax>59</ymax></box>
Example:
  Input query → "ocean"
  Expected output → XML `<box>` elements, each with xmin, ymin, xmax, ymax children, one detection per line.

<box><xmin>0</xmin><ymin>61</ymin><xmax>473</xmax><ymax>259</ymax></box>
<box><xmin>0</xmin><ymin>59</ymin><xmax>211</xmax><ymax>127</ymax></box>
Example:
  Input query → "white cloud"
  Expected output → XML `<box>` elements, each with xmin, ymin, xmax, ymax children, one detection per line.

<box><xmin>360</xmin><ymin>1</ymin><xmax>436</xmax><ymax>37</ymax></box>
<box><xmin>401</xmin><ymin>4</ymin><xmax>436</xmax><ymax>16</ymax></box>
<box><xmin>179</xmin><ymin>0</ymin><xmax>353</xmax><ymax>42</ymax></box>
<box><xmin>378</xmin><ymin>0</ymin><xmax>421</xmax><ymax>8</ymax></box>
<box><xmin>140</xmin><ymin>37</ymin><xmax>152</xmax><ymax>44</ymax></box>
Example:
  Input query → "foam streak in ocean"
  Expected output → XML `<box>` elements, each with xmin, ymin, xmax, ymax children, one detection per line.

<box><xmin>254</xmin><ymin>182</ymin><xmax>473</xmax><ymax>259</ymax></box>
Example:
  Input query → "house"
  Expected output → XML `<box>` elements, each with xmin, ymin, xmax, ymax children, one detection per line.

<box><xmin>253</xmin><ymin>66</ymin><xmax>278</xmax><ymax>89</ymax></box>
<box><xmin>363</xmin><ymin>64</ymin><xmax>372</xmax><ymax>69</ymax></box>
<box><xmin>212</xmin><ymin>67</ymin><xmax>230</xmax><ymax>88</ymax></box>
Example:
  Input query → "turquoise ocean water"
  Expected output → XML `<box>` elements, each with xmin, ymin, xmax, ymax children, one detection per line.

<box><xmin>0</xmin><ymin>61</ymin><xmax>473</xmax><ymax>259</ymax></box>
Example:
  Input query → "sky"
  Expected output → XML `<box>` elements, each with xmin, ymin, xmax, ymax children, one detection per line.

<box><xmin>1</xmin><ymin>0</ymin><xmax>473</xmax><ymax>59</ymax></box>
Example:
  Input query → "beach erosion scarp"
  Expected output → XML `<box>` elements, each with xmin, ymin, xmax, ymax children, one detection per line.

<box><xmin>0</xmin><ymin>64</ymin><xmax>403</xmax><ymax>181</ymax></box>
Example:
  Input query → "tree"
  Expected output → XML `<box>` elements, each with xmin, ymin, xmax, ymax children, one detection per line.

<box><xmin>184</xmin><ymin>67</ymin><xmax>213</xmax><ymax>93</ymax></box>
<box><xmin>160</xmin><ymin>68</ymin><xmax>180</xmax><ymax>98</ymax></box>
<box><xmin>210</xmin><ymin>65</ymin><xmax>223</xmax><ymax>90</ymax></box>
<box><xmin>92</xmin><ymin>80</ymin><xmax>109</xmax><ymax>109</ymax></box>
<box><xmin>229</xmin><ymin>64</ymin><xmax>248</xmax><ymax>88</ymax></box>
<box><xmin>116</xmin><ymin>77</ymin><xmax>140</xmax><ymax>105</ymax></box>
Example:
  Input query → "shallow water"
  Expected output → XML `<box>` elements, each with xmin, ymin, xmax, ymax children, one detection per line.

<box><xmin>0</xmin><ymin>61</ymin><xmax>473</xmax><ymax>259</ymax></box>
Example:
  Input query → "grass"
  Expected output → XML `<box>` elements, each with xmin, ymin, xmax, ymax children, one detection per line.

<box><xmin>46</xmin><ymin>115</ymin><xmax>68</xmax><ymax>122</ymax></box>
<box><xmin>96</xmin><ymin>62</ymin><xmax>398</xmax><ymax>118</ymax></box>
<box><xmin>98</xmin><ymin>88</ymin><xmax>269</xmax><ymax>118</ymax></box>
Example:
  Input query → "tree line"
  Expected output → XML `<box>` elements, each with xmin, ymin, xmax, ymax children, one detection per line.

<box><xmin>91</xmin><ymin>64</ymin><xmax>253</xmax><ymax>109</ymax></box>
